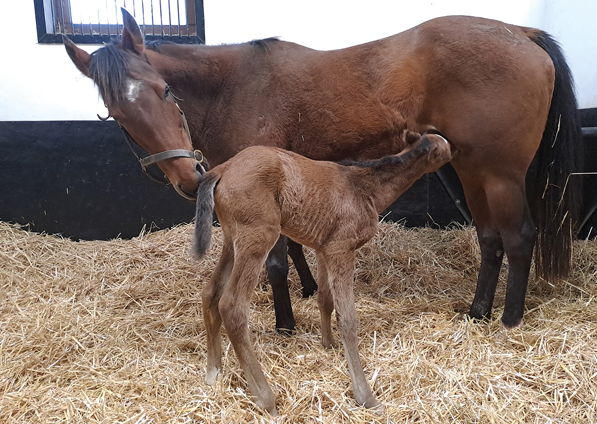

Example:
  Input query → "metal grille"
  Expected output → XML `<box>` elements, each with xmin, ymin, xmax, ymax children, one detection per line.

<box><xmin>34</xmin><ymin>0</ymin><xmax>204</xmax><ymax>44</ymax></box>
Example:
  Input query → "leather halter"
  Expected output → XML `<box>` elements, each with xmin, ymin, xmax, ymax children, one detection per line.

<box><xmin>99</xmin><ymin>90</ymin><xmax>206</xmax><ymax>185</ymax></box>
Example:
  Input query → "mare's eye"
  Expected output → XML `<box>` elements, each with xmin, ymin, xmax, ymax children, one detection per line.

<box><xmin>164</xmin><ymin>86</ymin><xmax>170</xmax><ymax>99</ymax></box>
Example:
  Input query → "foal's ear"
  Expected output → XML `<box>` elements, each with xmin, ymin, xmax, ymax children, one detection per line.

<box><xmin>403</xmin><ymin>130</ymin><xmax>422</xmax><ymax>145</ymax></box>
<box><xmin>63</xmin><ymin>35</ymin><xmax>91</xmax><ymax>77</ymax></box>
<box><xmin>121</xmin><ymin>8</ymin><xmax>144</xmax><ymax>55</ymax></box>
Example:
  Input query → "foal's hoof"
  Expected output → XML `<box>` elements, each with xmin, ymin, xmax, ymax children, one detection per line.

<box><xmin>205</xmin><ymin>368</ymin><xmax>220</xmax><ymax>386</ymax></box>
<box><xmin>360</xmin><ymin>394</ymin><xmax>381</xmax><ymax>411</ymax></box>
<box><xmin>256</xmin><ymin>397</ymin><xmax>278</xmax><ymax>417</ymax></box>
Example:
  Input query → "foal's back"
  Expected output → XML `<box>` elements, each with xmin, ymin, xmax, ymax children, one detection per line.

<box><xmin>211</xmin><ymin>146</ymin><xmax>378</xmax><ymax>249</ymax></box>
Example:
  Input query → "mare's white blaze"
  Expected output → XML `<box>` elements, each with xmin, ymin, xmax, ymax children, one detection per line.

<box><xmin>126</xmin><ymin>80</ymin><xmax>142</xmax><ymax>103</ymax></box>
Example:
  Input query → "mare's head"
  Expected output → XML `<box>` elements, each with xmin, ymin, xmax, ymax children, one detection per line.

<box><xmin>63</xmin><ymin>9</ymin><xmax>202</xmax><ymax>200</ymax></box>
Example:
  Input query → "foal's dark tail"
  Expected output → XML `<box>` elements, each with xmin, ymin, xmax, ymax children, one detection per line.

<box><xmin>191</xmin><ymin>172</ymin><xmax>221</xmax><ymax>259</ymax></box>
<box><xmin>527</xmin><ymin>30</ymin><xmax>583</xmax><ymax>281</ymax></box>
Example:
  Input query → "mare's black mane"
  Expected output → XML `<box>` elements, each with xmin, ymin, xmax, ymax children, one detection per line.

<box><xmin>89</xmin><ymin>37</ymin><xmax>280</xmax><ymax>106</ymax></box>
<box><xmin>89</xmin><ymin>42</ymin><xmax>128</xmax><ymax>106</ymax></box>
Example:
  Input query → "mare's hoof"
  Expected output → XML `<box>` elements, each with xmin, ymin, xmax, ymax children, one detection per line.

<box><xmin>467</xmin><ymin>314</ymin><xmax>490</xmax><ymax>324</ymax></box>
<box><xmin>302</xmin><ymin>282</ymin><xmax>318</xmax><ymax>298</ymax></box>
<box><xmin>501</xmin><ymin>316</ymin><xmax>523</xmax><ymax>330</ymax></box>
<box><xmin>276</xmin><ymin>326</ymin><xmax>296</xmax><ymax>337</ymax></box>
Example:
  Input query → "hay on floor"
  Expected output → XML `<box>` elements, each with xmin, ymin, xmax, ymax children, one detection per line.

<box><xmin>0</xmin><ymin>221</ymin><xmax>596</xmax><ymax>423</ymax></box>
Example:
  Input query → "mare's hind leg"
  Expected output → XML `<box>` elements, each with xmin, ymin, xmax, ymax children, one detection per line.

<box><xmin>265</xmin><ymin>235</ymin><xmax>295</xmax><ymax>334</ymax></box>
<box><xmin>220</xmin><ymin>228</ymin><xmax>280</xmax><ymax>416</ymax></box>
<box><xmin>203</xmin><ymin>237</ymin><xmax>235</xmax><ymax>385</ymax></box>
<box><xmin>323</xmin><ymin>248</ymin><xmax>378</xmax><ymax>408</ymax></box>
<box><xmin>288</xmin><ymin>239</ymin><xmax>318</xmax><ymax>297</ymax></box>
<box><xmin>462</xmin><ymin>175</ymin><xmax>537</xmax><ymax>328</ymax></box>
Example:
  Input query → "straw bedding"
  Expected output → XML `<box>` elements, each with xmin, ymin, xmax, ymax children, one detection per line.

<box><xmin>1</xmin><ymin>220</ymin><xmax>596</xmax><ymax>423</ymax></box>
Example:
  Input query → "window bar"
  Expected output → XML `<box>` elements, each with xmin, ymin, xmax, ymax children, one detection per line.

<box><xmin>79</xmin><ymin>3</ymin><xmax>84</xmax><ymax>36</ymax></box>
<box><xmin>186</xmin><ymin>0</ymin><xmax>190</xmax><ymax>37</ymax></box>
<box><xmin>49</xmin><ymin>0</ymin><xmax>56</xmax><ymax>35</ymax></box>
<box><xmin>159</xmin><ymin>0</ymin><xmax>164</xmax><ymax>36</ymax></box>
<box><xmin>151</xmin><ymin>0</ymin><xmax>155</xmax><ymax>37</ymax></box>
<box><xmin>68</xmin><ymin>0</ymin><xmax>74</xmax><ymax>36</ymax></box>
<box><xmin>97</xmin><ymin>0</ymin><xmax>101</xmax><ymax>37</ymax></box>
<box><xmin>141</xmin><ymin>0</ymin><xmax>146</xmax><ymax>34</ymax></box>
<box><xmin>59</xmin><ymin>0</ymin><xmax>66</xmax><ymax>35</ymax></box>
<box><xmin>87</xmin><ymin>2</ymin><xmax>92</xmax><ymax>36</ymax></box>
<box><xmin>176</xmin><ymin>0</ymin><xmax>181</xmax><ymax>36</ymax></box>
<box><xmin>168</xmin><ymin>0</ymin><xmax>172</xmax><ymax>37</ymax></box>
<box><xmin>114</xmin><ymin>0</ymin><xmax>119</xmax><ymax>36</ymax></box>
<box><xmin>105</xmin><ymin>0</ymin><xmax>111</xmax><ymax>37</ymax></box>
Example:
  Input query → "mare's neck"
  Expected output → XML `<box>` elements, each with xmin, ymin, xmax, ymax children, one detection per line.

<box><xmin>146</xmin><ymin>43</ymin><xmax>241</xmax><ymax>94</ymax></box>
<box><xmin>145</xmin><ymin>43</ymin><xmax>246</xmax><ymax>157</ymax></box>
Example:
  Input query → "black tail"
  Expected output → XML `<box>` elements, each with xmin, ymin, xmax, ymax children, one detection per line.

<box><xmin>528</xmin><ymin>30</ymin><xmax>583</xmax><ymax>280</ymax></box>
<box><xmin>191</xmin><ymin>172</ymin><xmax>220</xmax><ymax>259</ymax></box>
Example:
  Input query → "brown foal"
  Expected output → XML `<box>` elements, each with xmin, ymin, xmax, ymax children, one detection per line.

<box><xmin>192</xmin><ymin>132</ymin><xmax>451</xmax><ymax>415</ymax></box>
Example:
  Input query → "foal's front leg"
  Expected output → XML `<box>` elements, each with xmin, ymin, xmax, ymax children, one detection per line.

<box><xmin>324</xmin><ymin>249</ymin><xmax>378</xmax><ymax>409</ymax></box>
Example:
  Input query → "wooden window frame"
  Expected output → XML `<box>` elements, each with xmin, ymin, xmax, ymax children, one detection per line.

<box><xmin>34</xmin><ymin>0</ymin><xmax>205</xmax><ymax>44</ymax></box>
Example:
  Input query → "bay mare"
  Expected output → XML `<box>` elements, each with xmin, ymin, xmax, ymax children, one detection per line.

<box><xmin>63</xmin><ymin>10</ymin><xmax>582</xmax><ymax>331</ymax></box>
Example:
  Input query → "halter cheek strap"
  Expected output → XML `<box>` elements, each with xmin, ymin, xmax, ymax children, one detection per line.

<box><xmin>102</xmin><ymin>90</ymin><xmax>207</xmax><ymax>186</ymax></box>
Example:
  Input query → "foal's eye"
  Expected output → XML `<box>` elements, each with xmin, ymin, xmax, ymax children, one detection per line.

<box><xmin>164</xmin><ymin>86</ymin><xmax>170</xmax><ymax>99</ymax></box>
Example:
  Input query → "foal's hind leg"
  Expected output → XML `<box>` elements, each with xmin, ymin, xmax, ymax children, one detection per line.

<box><xmin>220</xmin><ymin>228</ymin><xmax>280</xmax><ymax>416</ymax></box>
<box><xmin>202</xmin><ymin>237</ymin><xmax>235</xmax><ymax>385</ymax></box>
<box><xmin>323</xmin><ymin>249</ymin><xmax>378</xmax><ymax>409</ymax></box>
<box><xmin>288</xmin><ymin>239</ymin><xmax>318</xmax><ymax>298</ymax></box>
<box><xmin>315</xmin><ymin>251</ymin><xmax>337</xmax><ymax>349</ymax></box>
<box><xmin>265</xmin><ymin>235</ymin><xmax>296</xmax><ymax>334</ymax></box>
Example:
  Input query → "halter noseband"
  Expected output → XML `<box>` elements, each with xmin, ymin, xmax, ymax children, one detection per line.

<box><xmin>99</xmin><ymin>89</ymin><xmax>206</xmax><ymax>186</ymax></box>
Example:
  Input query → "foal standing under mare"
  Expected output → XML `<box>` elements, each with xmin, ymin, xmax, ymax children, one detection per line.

<box><xmin>64</xmin><ymin>11</ymin><xmax>582</xmax><ymax>332</ymax></box>
<box><xmin>192</xmin><ymin>133</ymin><xmax>451</xmax><ymax>415</ymax></box>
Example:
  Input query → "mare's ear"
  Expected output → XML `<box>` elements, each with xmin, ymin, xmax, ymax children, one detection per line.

<box><xmin>63</xmin><ymin>35</ymin><xmax>91</xmax><ymax>77</ymax></box>
<box><xmin>403</xmin><ymin>130</ymin><xmax>422</xmax><ymax>145</ymax></box>
<box><xmin>121</xmin><ymin>8</ymin><xmax>144</xmax><ymax>55</ymax></box>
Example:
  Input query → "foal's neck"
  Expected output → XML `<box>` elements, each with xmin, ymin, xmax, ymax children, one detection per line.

<box><xmin>353</xmin><ymin>145</ymin><xmax>434</xmax><ymax>213</ymax></box>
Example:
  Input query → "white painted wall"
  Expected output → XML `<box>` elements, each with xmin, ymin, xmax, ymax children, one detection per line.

<box><xmin>0</xmin><ymin>0</ymin><xmax>595</xmax><ymax>121</ymax></box>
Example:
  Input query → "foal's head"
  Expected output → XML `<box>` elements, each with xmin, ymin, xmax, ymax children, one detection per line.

<box><xmin>63</xmin><ymin>9</ymin><xmax>202</xmax><ymax>200</ymax></box>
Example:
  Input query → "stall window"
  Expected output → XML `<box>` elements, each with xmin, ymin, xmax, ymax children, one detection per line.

<box><xmin>34</xmin><ymin>0</ymin><xmax>204</xmax><ymax>44</ymax></box>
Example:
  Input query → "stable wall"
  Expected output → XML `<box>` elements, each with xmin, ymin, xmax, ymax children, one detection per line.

<box><xmin>1</xmin><ymin>0</ymin><xmax>596</xmax><ymax>239</ymax></box>
<box><xmin>1</xmin><ymin>0</ymin><xmax>596</xmax><ymax>122</ymax></box>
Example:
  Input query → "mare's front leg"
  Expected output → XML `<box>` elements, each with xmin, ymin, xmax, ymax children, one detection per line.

<box><xmin>220</xmin><ymin>229</ymin><xmax>280</xmax><ymax>416</ymax></box>
<box><xmin>323</xmin><ymin>249</ymin><xmax>378</xmax><ymax>409</ymax></box>
<box><xmin>287</xmin><ymin>239</ymin><xmax>318</xmax><ymax>297</ymax></box>
<box><xmin>202</xmin><ymin>237</ymin><xmax>235</xmax><ymax>385</ymax></box>
<box><xmin>265</xmin><ymin>235</ymin><xmax>296</xmax><ymax>334</ymax></box>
